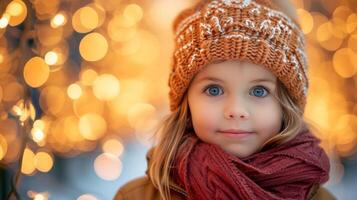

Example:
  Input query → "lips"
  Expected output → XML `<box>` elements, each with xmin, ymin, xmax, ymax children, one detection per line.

<box><xmin>218</xmin><ymin>129</ymin><xmax>254</xmax><ymax>134</ymax></box>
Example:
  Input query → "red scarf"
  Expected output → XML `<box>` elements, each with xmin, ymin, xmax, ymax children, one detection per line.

<box><xmin>172</xmin><ymin>130</ymin><xmax>330</xmax><ymax>200</ymax></box>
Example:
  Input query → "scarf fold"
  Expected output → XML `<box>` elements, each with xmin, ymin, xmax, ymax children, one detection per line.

<box><xmin>172</xmin><ymin>130</ymin><xmax>330</xmax><ymax>200</ymax></box>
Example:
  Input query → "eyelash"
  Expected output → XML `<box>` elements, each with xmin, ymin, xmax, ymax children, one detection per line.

<box><xmin>203</xmin><ymin>84</ymin><xmax>270</xmax><ymax>97</ymax></box>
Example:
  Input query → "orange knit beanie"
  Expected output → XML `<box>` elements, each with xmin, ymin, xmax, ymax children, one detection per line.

<box><xmin>168</xmin><ymin>0</ymin><xmax>308</xmax><ymax>113</ymax></box>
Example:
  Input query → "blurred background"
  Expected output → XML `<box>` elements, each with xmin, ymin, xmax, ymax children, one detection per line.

<box><xmin>0</xmin><ymin>0</ymin><xmax>356</xmax><ymax>199</ymax></box>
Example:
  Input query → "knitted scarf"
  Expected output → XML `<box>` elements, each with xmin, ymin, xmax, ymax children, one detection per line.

<box><xmin>172</xmin><ymin>130</ymin><xmax>330</xmax><ymax>200</ymax></box>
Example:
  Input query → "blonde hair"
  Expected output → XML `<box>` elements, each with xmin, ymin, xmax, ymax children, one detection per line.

<box><xmin>150</xmin><ymin>1</ymin><xmax>305</xmax><ymax>199</ymax></box>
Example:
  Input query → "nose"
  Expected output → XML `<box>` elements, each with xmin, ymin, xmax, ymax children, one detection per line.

<box><xmin>224</xmin><ymin>96</ymin><xmax>250</xmax><ymax>120</ymax></box>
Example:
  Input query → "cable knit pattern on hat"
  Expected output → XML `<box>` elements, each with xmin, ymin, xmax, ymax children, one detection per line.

<box><xmin>168</xmin><ymin>0</ymin><xmax>308</xmax><ymax>112</ymax></box>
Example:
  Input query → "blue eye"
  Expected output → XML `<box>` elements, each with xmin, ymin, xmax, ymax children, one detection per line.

<box><xmin>250</xmin><ymin>86</ymin><xmax>269</xmax><ymax>97</ymax></box>
<box><xmin>205</xmin><ymin>85</ymin><xmax>223</xmax><ymax>96</ymax></box>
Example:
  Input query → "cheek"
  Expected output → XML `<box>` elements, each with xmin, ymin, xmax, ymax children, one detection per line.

<box><xmin>253</xmin><ymin>102</ymin><xmax>282</xmax><ymax>131</ymax></box>
<box><xmin>189</xmin><ymin>98</ymin><xmax>220</xmax><ymax>131</ymax></box>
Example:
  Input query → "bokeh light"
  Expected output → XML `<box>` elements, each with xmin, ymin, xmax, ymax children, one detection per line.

<box><xmin>23</xmin><ymin>57</ymin><xmax>50</xmax><ymax>88</ymax></box>
<box><xmin>94</xmin><ymin>153</ymin><xmax>122</xmax><ymax>181</ymax></box>
<box><xmin>80</xmin><ymin>69</ymin><xmax>98</xmax><ymax>86</ymax></box>
<box><xmin>123</xmin><ymin>4</ymin><xmax>143</xmax><ymax>24</ymax></box>
<box><xmin>67</xmin><ymin>83</ymin><xmax>83</xmax><ymax>100</ymax></box>
<box><xmin>34</xmin><ymin>151</ymin><xmax>54</xmax><ymax>172</ymax></box>
<box><xmin>51</xmin><ymin>12</ymin><xmax>67</xmax><ymax>28</ymax></box>
<box><xmin>102</xmin><ymin>138</ymin><xmax>124</xmax><ymax>157</ymax></box>
<box><xmin>297</xmin><ymin>8</ymin><xmax>313</xmax><ymax>34</ymax></box>
<box><xmin>79</xmin><ymin>113</ymin><xmax>107</xmax><ymax>140</ymax></box>
<box><xmin>72</xmin><ymin>6</ymin><xmax>99</xmax><ymax>33</ymax></box>
<box><xmin>333</xmin><ymin>48</ymin><xmax>357</xmax><ymax>78</ymax></box>
<box><xmin>21</xmin><ymin>148</ymin><xmax>36</xmax><ymax>175</ymax></box>
<box><xmin>77</xmin><ymin>194</ymin><xmax>98</xmax><ymax>200</ymax></box>
<box><xmin>7</xmin><ymin>0</ymin><xmax>27</xmax><ymax>26</ymax></box>
<box><xmin>92</xmin><ymin>74</ymin><xmax>120</xmax><ymax>101</ymax></box>
<box><xmin>0</xmin><ymin>14</ymin><xmax>10</xmax><ymax>28</ymax></box>
<box><xmin>44</xmin><ymin>51</ymin><xmax>59</xmax><ymax>65</ymax></box>
<box><xmin>79</xmin><ymin>32</ymin><xmax>108</xmax><ymax>61</ymax></box>
<box><xmin>39</xmin><ymin>86</ymin><xmax>66</xmax><ymax>116</ymax></box>
<box><xmin>0</xmin><ymin>134</ymin><xmax>8</xmax><ymax>160</ymax></box>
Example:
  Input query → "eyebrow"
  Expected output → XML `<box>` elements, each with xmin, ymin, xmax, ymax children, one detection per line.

<box><xmin>197</xmin><ymin>77</ymin><xmax>276</xmax><ymax>84</ymax></box>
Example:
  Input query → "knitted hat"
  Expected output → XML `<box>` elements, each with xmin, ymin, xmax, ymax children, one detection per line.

<box><xmin>168</xmin><ymin>0</ymin><xmax>308</xmax><ymax>113</ymax></box>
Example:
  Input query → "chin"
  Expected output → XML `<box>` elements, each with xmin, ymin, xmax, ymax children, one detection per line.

<box><xmin>223</xmin><ymin>147</ymin><xmax>253</xmax><ymax>158</ymax></box>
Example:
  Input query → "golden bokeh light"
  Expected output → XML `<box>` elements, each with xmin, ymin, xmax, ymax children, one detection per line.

<box><xmin>108</xmin><ymin>79</ymin><xmax>146</xmax><ymax>120</ymax></box>
<box><xmin>51</xmin><ymin>12</ymin><xmax>67</xmax><ymax>28</ymax></box>
<box><xmin>67</xmin><ymin>83</ymin><xmax>82</xmax><ymax>100</ymax></box>
<box><xmin>333</xmin><ymin>114</ymin><xmax>357</xmax><ymax>156</ymax></box>
<box><xmin>92</xmin><ymin>74</ymin><xmax>120</xmax><ymax>101</ymax></box>
<box><xmin>63</xmin><ymin>116</ymin><xmax>84</xmax><ymax>143</ymax></box>
<box><xmin>316</xmin><ymin>22</ymin><xmax>343</xmax><ymax>51</ymax></box>
<box><xmin>1</xmin><ymin>81</ymin><xmax>24</xmax><ymax>102</ymax></box>
<box><xmin>34</xmin><ymin>151</ymin><xmax>54</xmax><ymax>172</ymax></box>
<box><xmin>79</xmin><ymin>32</ymin><xmax>108</xmax><ymax>61</ymax></box>
<box><xmin>329</xmin><ymin>18</ymin><xmax>348</xmax><ymax>39</ymax></box>
<box><xmin>123</xmin><ymin>4</ymin><xmax>143</xmax><ymax>24</ymax></box>
<box><xmin>77</xmin><ymin>194</ymin><xmax>98</xmax><ymax>200</ymax></box>
<box><xmin>7</xmin><ymin>0</ymin><xmax>24</xmax><ymax>16</ymax></box>
<box><xmin>94</xmin><ymin>153</ymin><xmax>122</xmax><ymax>181</ymax></box>
<box><xmin>335</xmin><ymin>131</ymin><xmax>357</xmax><ymax>157</ymax></box>
<box><xmin>0</xmin><ymin>85</ymin><xmax>2</xmax><ymax>102</ymax></box>
<box><xmin>348</xmin><ymin>34</ymin><xmax>357</xmax><ymax>53</ymax></box>
<box><xmin>34</xmin><ymin>119</ymin><xmax>46</xmax><ymax>130</ymax></box>
<box><xmin>297</xmin><ymin>9</ymin><xmax>313</xmax><ymax>34</ymax></box>
<box><xmin>123</xmin><ymin>30</ymin><xmax>160</xmax><ymax>65</ymax></box>
<box><xmin>72</xmin><ymin>6</ymin><xmax>99</xmax><ymax>33</ymax></box>
<box><xmin>23</xmin><ymin>57</ymin><xmax>50</xmax><ymax>88</ymax></box>
<box><xmin>0</xmin><ymin>134</ymin><xmax>8</xmax><ymax>160</ymax></box>
<box><xmin>73</xmin><ymin>89</ymin><xmax>104</xmax><ymax>116</ymax></box>
<box><xmin>11</xmin><ymin>99</ymin><xmax>36</xmax><ymax>122</ymax></box>
<box><xmin>33</xmin><ymin>0</ymin><xmax>60</xmax><ymax>20</ymax></box>
<box><xmin>28</xmin><ymin>191</ymin><xmax>49</xmax><ymax>200</ymax></box>
<box><xmin>7</xmin><ymin>0</ymin><xmax>27</xmax><ymax>26</ymax></box>
<box><xmin>48</xmin><ymin>117</ymin><xmax>73</xmax><ymax>154</ymax></box>
<box><xmin>47</xmin><ymin>46</ymin><xmax>68</xmax><ymax>66</ymax></box>
<box><xmin>31</xmin><ymin>127</ymin><xmax>45</xmax><ymax>143</ymax></box>
<box><xmin>21</xmin><ymin>148</ymin><xmax>36</xmax><ymax>175</ymax></box>
<box><xmin>333</xmin><ymin>114</ymin><xmax>357</xmax><ymax>132</ymax></box>
<box><xmin>332</xmin><ymin>6</ymin><xmax>353</xmax><ymax>21</ymax></box>
<box><xmin>36</xmin><ymin>24</ymin><xmax>63</xmax><ymax>46</ymax></box>
<box><xmin>107</xmin><ymin>15</ymin><xmax>137</xmax><ymax>42</ymax></box>
<box><xmin>80</xmin><ymin>7</ymin><xmax>99</xmax><ymax>30</ymax></box>
<box><xmin>347</xmin><ymin>14</ymin><xmax>357</xmax><ymax>34</ymax></box>
<box><xmin>79</xmin><ymin>113</ymin><xmax>107</xmax><ymax>140</ymax></box>
<box><xmin>80</xmin><ymin>69</ymin><xmax>98</xmax><ymax>86</ymax></box>
<box><xmin>0</xmin><ymin>14</ymin><xmax>10</xmax><ymax>29</ymax></box>
<box><xmin>32</xmin><ymin>119</ymin><xmax>49</xmax><ymax>147</ymax></box>
<box><xmin>305</xmin><ymin>77</ymin><xmax>331</xmax><ymax>130</ymax></box>
<box><xmin>33</xmin><ymin>193</ymin><xmax>47</xmax><ymax>200</ymax></box>
<box><xmin>94</xmin><ymin>0</ymin><xmax>122</xmax><ymax>11</ymax></box>
<box><xmin>127</xmin><ymin>103</ymin><xmax>158</xmax><ymax>132</ymax></box>
<box><xmin>333</xmin><ymin>48</ymin><xmax>357</xmax><ymax>78</ymax></box>
<box><xmin>44</xmin><ymin>51</ymin><xmax>58</xmax><ymax>65</ymax></box>
<box><xmin>102</xmin><ymin>138</ymin><xmax>124</xmax><ymax>157</ymax></box>
<box><xmin>88</xmin><ymin>3</ymin><xmax>106</xmax><ymax>28</ymax></box>
<box><xmin>39</xmin><ymin>86</ymin><xmax>66</xmax><ymax>116</ymax></box>
<box><xmin>0</xmin><ymin>54</ymin><xmax>4</xmax><ymax>64</ymax></box>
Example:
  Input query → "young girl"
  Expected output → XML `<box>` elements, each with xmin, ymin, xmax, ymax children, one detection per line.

<box><xmin>115</xmin><ymin>0</ymin><xmax>336</xmax><ymax>199</ymax></box>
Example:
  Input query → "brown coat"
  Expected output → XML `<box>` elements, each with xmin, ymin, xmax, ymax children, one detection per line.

<box><xmin>114</xmin><ymin>150</ymin><xmax>336</xmax><ymax>200</ymax></box>
<box><xmin>114</xmin><ymin>176</ymin><xmax>336</xmax><ymax>200</ymax></box>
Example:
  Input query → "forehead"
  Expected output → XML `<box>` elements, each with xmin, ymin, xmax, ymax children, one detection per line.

<box><xmin>194</xmin><ymin>60</ymin><xmax>277</xmax><ymax>82</ymax></box>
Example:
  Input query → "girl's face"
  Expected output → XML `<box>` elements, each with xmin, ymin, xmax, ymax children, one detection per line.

<box><xmin>187</xmin><ymin>60</ymin><xmax>283</xmax><ymax>158</ymax></box>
